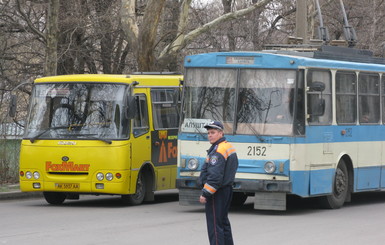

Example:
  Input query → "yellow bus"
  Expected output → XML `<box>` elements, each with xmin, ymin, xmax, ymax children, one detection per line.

<box><xmin>19</xmin><ymin>73</ymin><xmax>182</xmax><ymax>205</ymax></box>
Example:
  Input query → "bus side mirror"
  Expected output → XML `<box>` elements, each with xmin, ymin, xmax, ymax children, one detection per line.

<box><xmin>8</xmin><ymin>94</ymin><xmax>17</xmax><ymax>118</ymax></box>
<box><xmin>308</xmin><ymin>97</ymin><xmax>325</xmax><ymax>116</ymax></box>
<box><xmin>124</xmin><ymin>96</ymin><xmax>136</xmax><ymax>120</ymax></box>
<box><xmin>309</xmin><ymin>81</ymin><xmax>325</xmax><ymax>92</ymax></box>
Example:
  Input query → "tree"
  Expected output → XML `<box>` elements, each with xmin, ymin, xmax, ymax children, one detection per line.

<box><xmin>45</xmin><ymin>0</ymin><xmax>59</xmax><ymax>76</ymax></box>
<box><xmin>120</xmin><ymin>0</ymin><xmax>274</xmax><ymax>71</ymax></box>
<box><xmin>158</xmin><ymin>0</ymin><xmax>274</xmax><ymax>67</ymax></box>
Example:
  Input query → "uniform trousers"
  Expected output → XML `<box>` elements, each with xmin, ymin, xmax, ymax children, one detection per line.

<box><xmin>205</xmin><ymin>185</ymin><xmax>234</xmax><ymax>245</ymax></box>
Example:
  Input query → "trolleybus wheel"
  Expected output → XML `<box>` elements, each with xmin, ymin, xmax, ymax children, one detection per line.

<box><xmin>231</xmin><ymin>192</ymin><xmax>248</xmax><ymax>207</ymax></box>
<box><xmin>320</xmin><ymin>160</ymin><xmax>349</xmax><ymax>209</ymax></box>
<box><xmin>121</xmin><ymin>172</ymin><xmax>146</xmax><ymax>205</ymax></box>
<box><xmin>43</xmin><ymin>192</ymin><xmax>66</xmax><ymax>205</ymax></box>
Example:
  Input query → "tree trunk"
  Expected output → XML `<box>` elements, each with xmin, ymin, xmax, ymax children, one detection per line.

<box><xmin>95</xmin><ymin>0</ymin><xmax>113</xmax><ymax>74</ymax></box>
<box><xmin>138</xmin><ymin>0</ymin><xmax>167</xmax><ymax>71</ymax></box>
<box><xmin>120</xmin><ymin>0</ymin><xmax>139</xmax><ymax>51</ymax></box>
<box><xmin>222</xmin><ymin>0</ymin><xmax>235</xmax><ymax>50</ymax></box>
<box><xmin>44</xmin><ymin>0</ymin><xmax>59</xmax><ymax>76</ymax></box>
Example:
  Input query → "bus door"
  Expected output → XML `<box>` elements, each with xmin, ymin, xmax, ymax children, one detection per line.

<box><xmin>306</xmin><ymin>69</ymin><xmax>334</xmax><ymax>195</ymax></box>
<box><xmin>130</xmin><ymin>93</ymin><xmax>151</xmax><ymax>193</ymax></box>
<box><xmin>356</xmin><ymin>72</ymin><xmax>381</xmax><ymax>190</ymax></box>
<box><xmin>150</xmin><ymin>89</ymin><xmax>179</xmax><ymax>190</ymax></box>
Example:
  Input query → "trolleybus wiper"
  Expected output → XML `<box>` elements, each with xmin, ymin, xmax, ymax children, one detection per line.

<box><xmin>187</xmin><ymin>118</ymin><xmax>207</xmax><ymax>139</ymax></box>
<box><xmin>244</xmin><ymin>122</ymin><xmax>265</xmax><ymax>143</ymax></box>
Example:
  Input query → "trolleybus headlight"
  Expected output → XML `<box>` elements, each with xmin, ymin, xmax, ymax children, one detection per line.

<box><xmin>26</xmin><ymin>171</ymin><xmax>32</xmax><ymax>179</ymax></box>
<box><xmin>33</xmin><ymin>171</ymin><xmax>40</xmax><ymax>180</ymax></box>
<box><xmin>106</xmin><ymin>173</ymin><xmax>113</xmax><ymax>181</ymax></box>
<box><xmin>96</xmin><ymin>172</ymin><xmax>104</xmax><ymax>181</ymax></box>
<box><xmin>264</xmin><ymin>161</ymin><xmax>276</xmax><ymax>174</ymax></box>
<box><xmin>187</xmin><ymin>158</ymin><xmax>199</xmax><ymax>170</ymax></box>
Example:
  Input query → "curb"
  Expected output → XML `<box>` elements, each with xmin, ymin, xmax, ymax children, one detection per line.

<box><xmin>0</xmin><ymin>191</ymin><xmax>43</xmax><ymax>200</ymax></box>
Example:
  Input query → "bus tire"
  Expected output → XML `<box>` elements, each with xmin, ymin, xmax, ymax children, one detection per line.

<box><xmin>231</xmin><ymin>192</ymin><xmax>248</xmax><ymax>207</ymax></box>
<box><xmin>43</xmin><ymin>192</ymin><xmax>66</xmax><ymax>205</ymax></box>
<box><xmin>320</xmin><ymin>160</ymin><xmax>349</xmax><ymax>209</ymax></box>
<box><xmin>121</xmin><ymin>172</ymin><xmax>146</xmax><ymax>205</ymax></box>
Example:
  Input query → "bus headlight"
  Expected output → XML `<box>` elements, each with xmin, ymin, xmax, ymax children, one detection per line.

<box><xmin>264</xmin><ymin>161</ymin><xmax>276</xmax><ymax>174</ymax></box>
<box><xmin>33</xmin><ymin>171</ymin><xmax>40</xmax><ymax>180</ymax></box>
<box><xmin>96</xmin><ymin>172</ymin><xmax>104</xmax><ymax>181</ymax></box>
<box><xmin>26</xmin><ymin>171</ymin><xmax>32</xmax><ymax>179</ymax></box>
<box><xmin>187</xmin><ymin>158</ymin><xmax>199</xmax><ymax>170</ymax></box>
<box><xmin>106</xmin><ymin>173</ymin><xmax>113</xmax><ymax>181</ymax></box>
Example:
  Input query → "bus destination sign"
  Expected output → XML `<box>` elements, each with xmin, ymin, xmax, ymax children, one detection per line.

<box><xmin>226</xmin><ymin>56</ymin><xmax>255</xmax><ymax>65</ymax></box>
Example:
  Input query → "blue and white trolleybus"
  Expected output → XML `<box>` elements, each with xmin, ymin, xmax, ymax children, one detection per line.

<box><xmin>176</xmin><ymin>46</ymin><xmax>385</xmax><ymax>210</ymax></box>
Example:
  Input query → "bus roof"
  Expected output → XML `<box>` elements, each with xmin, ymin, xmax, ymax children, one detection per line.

<box><xmin>34</xmin><ymin>73</ymin><xmax>183</xmax><ymax>86</ymax></box>
<box><xmin>184</xmin><ymin>50</ymin><xmax>385</xmax><ymax>73</ymax></box>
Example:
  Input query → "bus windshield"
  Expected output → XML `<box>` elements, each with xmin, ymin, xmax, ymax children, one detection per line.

<box><xmin>182</xmin><ymin>68</ymin><xmax>298</xmax><ymax>136</ymax></box>
<box><xmin>24</xmin><ymin>83</ymin><xmax>130</xmax><ymax>141</ymax></box>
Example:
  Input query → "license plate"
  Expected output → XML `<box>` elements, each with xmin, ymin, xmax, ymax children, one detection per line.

<box><xmin>55</xmin><ymin>183</ymin><xmax>80</xmax><ymax>190</ymax></box>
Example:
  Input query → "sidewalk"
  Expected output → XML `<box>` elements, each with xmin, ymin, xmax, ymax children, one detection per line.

<box><xmin>0</xmin><ymin>184</ymin><xmax>42</xmax><ymax>200</ymax></box>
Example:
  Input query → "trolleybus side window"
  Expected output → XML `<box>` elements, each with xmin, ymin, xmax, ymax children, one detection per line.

<box><xmin>382</xmin><ymin>75</ymin><xmax>385</xmax><ymax>124</ymax></box>
<box><xmin>151</xmin><ymin>89</ymin><xmax>179</xmax><ymax>129</ymax></box>
<box><xmin>336</xmin><ymin>71</ymin><xmax>357</xmax><ymax>124</ymax></box>
<box><xmin>294</xmin><ymin>70</ymin><xmax>305</xmax><ymax>135</ymax></box>
<box><xmin>358</xmin><ymin>72</ymin><xmax>380</xmax><ymax>124</ymax></box>
<box><xmin>133</xmin><ymin>94</ymin><xmax>149</xmax><ymax>137</ymax></box>
<box><xmin>307</xmin><ymin>69</ymin><xmax>332</xmax><ymax>125</ymax></box>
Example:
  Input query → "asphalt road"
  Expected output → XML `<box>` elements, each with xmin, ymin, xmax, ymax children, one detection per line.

<box><xmin>1</xmin><ymin>190</ymin><xmax>385</xmax><ymax>245</ymax></box>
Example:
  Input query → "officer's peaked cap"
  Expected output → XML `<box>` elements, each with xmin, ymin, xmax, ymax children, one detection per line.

<box><xmin>204</xmin><ymin>120</ymin><xmax>224</xmax><ymax>130</ymax></box>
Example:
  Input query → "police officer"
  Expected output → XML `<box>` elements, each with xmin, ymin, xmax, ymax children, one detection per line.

<box><xmin>199</xmin><ymin>120</ymin><xmax>239</xmax><ymax>245</ymax></box>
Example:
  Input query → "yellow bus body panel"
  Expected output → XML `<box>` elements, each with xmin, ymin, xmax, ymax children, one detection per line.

<box><xmin>19</xmin><ymin>140</ymin><xmax>132</xmax><ymax>194</ymax></box>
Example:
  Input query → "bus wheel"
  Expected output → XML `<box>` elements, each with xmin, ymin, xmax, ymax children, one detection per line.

<box><xmin>43</xmin><ymin>192</ymin><xmax>66</xmax><ymax>205</ymax></box>
<box><xmin>122</xmin><ymin>172</ymin><xmax>146</xmax><ymax>205</ymax></box>
<box><xmin>320</xmin><ymin>160</ymin><xmax>349</xmax><ymax>209</ymax></box>
<box><xmin>231</xmin><ymin>192</ymin><xmax>248</xmax><ymax>207</ymax></box>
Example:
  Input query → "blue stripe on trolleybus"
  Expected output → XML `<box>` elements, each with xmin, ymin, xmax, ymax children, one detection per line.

<box><xmin>179</xmin><ymin>125</ymin><xmax>385</xmax><ymax>144</ymax></box>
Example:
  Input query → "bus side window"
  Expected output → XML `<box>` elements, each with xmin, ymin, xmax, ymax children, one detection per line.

<box><xmin>336</xmin><ymin>71</ymin><xmax>357</xmax><ymax>124</ymax></box>
<box><xmin>133</xmin><ymin>94</ymin><xmax>149</xmax><ymax>137</ymax></box>
<box><xmin>382</xmin><ymin>75</ymin><xmax>385</xmax><ymax>124</ymax></box>
<box><xmin>358</xmin><ymin>73</ymin><xmax>380</xmax><ymax>124</ymax></box>
<box><xmin>151</xmin><ymin>89</ymin><xmax>179</xmax><ymax>129</ymax></box>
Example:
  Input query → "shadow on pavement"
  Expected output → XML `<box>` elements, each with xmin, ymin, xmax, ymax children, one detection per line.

<box><xmin>230</xmin><ymin>191</ymin><xmax>385</xmax><ymax>215</ymax></box>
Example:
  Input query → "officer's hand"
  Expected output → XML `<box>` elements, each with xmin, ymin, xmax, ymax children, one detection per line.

<box><xmin>199</xmin><ymin>195</ymin><xmax>207</xmax><ymax>204</ymax></box>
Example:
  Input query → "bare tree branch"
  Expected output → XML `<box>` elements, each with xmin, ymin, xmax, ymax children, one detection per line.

<box><xmin>15</xmin><ymin>0</ymin><xmax>46</xmax><ymax>42</ymax></box>
<box><xmin>159</xmin><ymin>0</ymin><xmax>273</xmax><ymax>60</ymax></box>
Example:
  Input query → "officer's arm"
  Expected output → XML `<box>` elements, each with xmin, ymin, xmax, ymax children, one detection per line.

<box><xmin>198</xmin><ymin>162</ymin><xmax>208</xmax><ymax>188</ymax></box>
<box><xmin>202</xmin><ymin>153</ymin><xmax>226</xmax><ymax>197</ymax></box>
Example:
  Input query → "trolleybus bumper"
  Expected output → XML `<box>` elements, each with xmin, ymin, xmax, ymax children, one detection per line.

<box><xmin>177</xmin><ymin>178</ymin><xmax>292</xmax><ymax>210</ymax></box>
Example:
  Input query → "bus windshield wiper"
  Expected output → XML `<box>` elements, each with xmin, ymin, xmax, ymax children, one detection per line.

<box><xmin>67</xmin><ymin>133</ymin><xmax>112</xmax><ymax>144</ymax></box>
<box><xmin>86</xmin><ymin>136</ymin><xmax>112</xmax><ymax>144</ymax></box>
<box><xmin>30</xmin><ymin>126</ymin><xmax>70</xmax><ymax>143</ymax></box>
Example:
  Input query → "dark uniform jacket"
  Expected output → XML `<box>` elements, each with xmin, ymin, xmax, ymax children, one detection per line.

<box><xmin>199</xmin><ymin>137</ymin><xmax>238</xmax><ymax>197</ymax></box>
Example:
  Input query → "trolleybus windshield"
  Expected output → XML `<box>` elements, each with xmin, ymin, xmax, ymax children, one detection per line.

<box><xmin>182</xmin><ymin>68</ymin><xmax>298</xmax><ymax>136</ymax></box>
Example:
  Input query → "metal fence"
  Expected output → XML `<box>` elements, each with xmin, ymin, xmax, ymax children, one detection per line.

<box><xmin>0</xmin><ymin>123</ymin><xmax>24</xmax><ymax>184</ymax></box>
<box><xmin>0</xmin><ymin>81</ymin><xmax>29</xmax><ymax>184</ymax></box>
